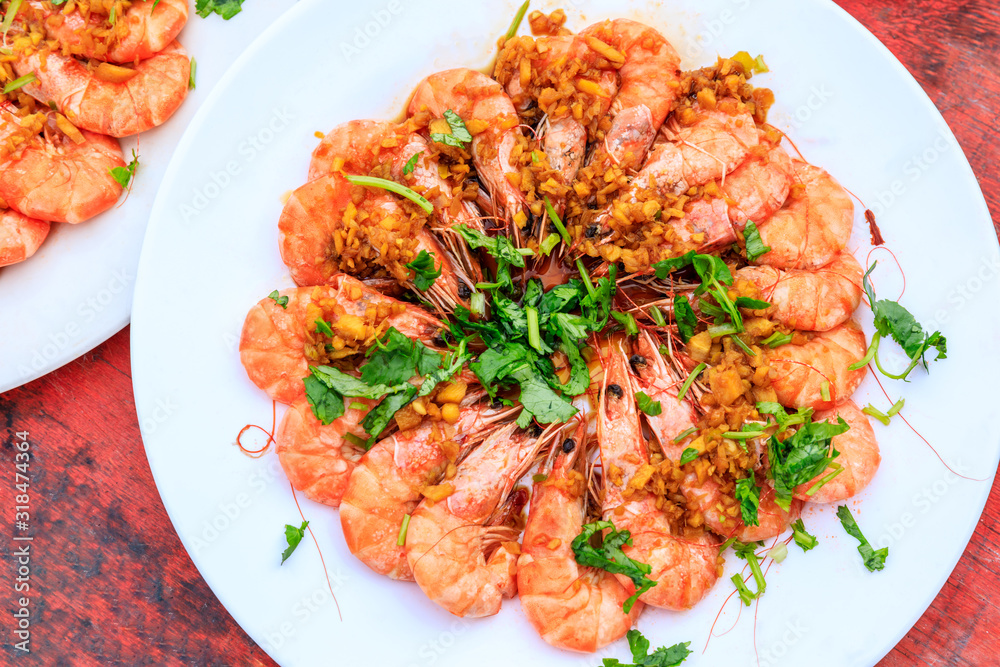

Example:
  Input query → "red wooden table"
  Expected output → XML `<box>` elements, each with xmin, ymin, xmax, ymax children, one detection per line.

<box><xmin>3</xmin><ymin>2</ymin><xmax>998</xmax><ymax>664</ymax></box>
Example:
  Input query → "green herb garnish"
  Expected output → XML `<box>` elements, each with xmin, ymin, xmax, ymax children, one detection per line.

<box><xmin>836</xmin><ymin>505</ymin><xmax>887</xmax><ymax>572</ymax></box>
<box><xmin>572</xmin><ymin>521</ymin><xmax>656</xmax><ymax>613</ymax></box>
<box><xmin>280</xmin><ymin>521</ymin><xmax>309</xmax><ymax>564</ymax></box>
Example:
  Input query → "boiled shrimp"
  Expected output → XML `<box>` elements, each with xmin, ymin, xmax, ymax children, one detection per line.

<box><xmin>755</xmin><ymin>159</ymin><xmax>855</xmax><ymax>270</ymax></box>
<box><xmin>632</xmin><ymin>331</ymin><xmax>800</xmax><ymax>543</ymax></box>
<box><xmin>793</xmin><ymin>400</ymin><xmax>880</xmax><ymax>504</ymax></box>
<box><xmin>0</xmin><ymin>104</ymin><xmax>124</xmax><ymax>224</ymax></box>
<box><xmin>737</xmin><ymin>252</ymin><xmax>864</xmax><ymax>332</ymax></box>
<box><xmin>238</xmin><ymin>276</ymin><xmax>444</xmax><ymax>405</ymax></box>
<box><xmin>722</xmin><ymin>134</ymin><xmax>794</xmax><ymax>228</ymax></box>
<box><xmin>29</xmin><ymin>0</ymin><xmax>189</xmax><ymax>64</ymax></box>
<box><xmin>767</xmin><ymin>319</ymin><xmax>868</xmax><ymax>411</ymax></box>
<box><xmin>518</xmin><ymin>420</ymin><xmax>642</xmax><ymax>652</ymax></box>
<box><xmin>598</xmin><ymin>336</ymin><xmax>719</xmax><ymax>610</ymax></box>
<box><xmin>273</xmin><ymin>398</ymin><xmax>377</xmax><ymax>508</ymax></box>
<box><xmin>405</xmin><ymin>422</ymin><xmax>546</xmax><ymax>618</ymax></box>
<box><xmin>580</xmin><ymin>19</ymin><xmax>681</xmax><ymax>170</ymax></box>
<box><xmin>407</xmin><ymin>68</ymin><xmax>527</xmax><ymax>229</ymax></box>
<box><xmin>15</xmin><ymin>41</ymin><xmax>191</xmax><ymax>137</ymax></box>
<box><xmin>339</xmin><ymin>393</ymin><xmax>512</xmax><ymax>581</ymax></box>
<box><xmin>0</xmin><ymin>209</ymin><xmax>49</xmax><ymax>267</ymax></box>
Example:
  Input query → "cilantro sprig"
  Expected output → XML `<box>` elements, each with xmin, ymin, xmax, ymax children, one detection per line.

<box><xmin>571</xmin><ymin>521</ymin><xmax>656</xmax><ymax>613</ymax></box>
<box><xmin>837</xmin><ymin>505</ymin><xmax>888</xmax><ymax>572</ymax></box>
<box><xmin>734</xmin><ymin>477</ymin><xmax>760</xmax><ymax>527</ymax></box>
<box><xmin>405</xmin><ymin>250</ymin><xmax>442</xmax><ymax>291</ymax></box>
<box><xmin>743</xmin><ymin>220</ymin><xmax>771</xmax><ymax>262</ymax></box>
<box><xmin>851</xmin><ymin>262</ymin><xmax>947</xmax><ymax>381</ymax></box>
<box><xmin>602</xmin><ymin>630</ymin><xmax>691</xmax><ymax>667</ymax></box>
<box><xmin>195</xmin><ymin>0</ymin><xmax>245</xmax><ymax>20</ymax></box>
<box><xmin>767</xmin><ymin>412</ymin><xmax>848</xmax><ymax>510</ymax></box>
<box><xmin>431</xmin><ymin>109</ymin><xmax>472</xmax><ymax>148</ymax></box>
<box><xmin>791</xmin><ymin>518</ymin><xmax>817</xmax><ymax>552</ymax></box>
<box><xmin>280</xmin><ymin>521</ymin><xmax>308</xmax><ymax>565</ymax></box>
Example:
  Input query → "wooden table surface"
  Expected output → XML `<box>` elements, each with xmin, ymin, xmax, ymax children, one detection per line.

<box><xmin>3</xmin><ymin>1</ymin><xmax>998</xmax><ymax>665</ymax></box>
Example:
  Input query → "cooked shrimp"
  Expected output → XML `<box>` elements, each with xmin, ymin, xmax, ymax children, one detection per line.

<box><xmin>767</xmin><ymin>320</ymin><xmax>868</xmax><ymax>411</ymax></box>
<box><xmin>273</xmin><ymin>398</ymin><xmax>377</xmax><ymax>508</ymax></box>
<box><xmin>793</xmin><ymin>400</ymin><xmax>880</xmax><ymax>504</ymax></box>
<box><xmin>278</xmin><ymin>173</ymin><xmax>470</xmax><ymax>313</ymax></box>
<box><xmin>737</xmin><ymin>252</ymin><xmax>864</xmax><ymax>332</ymax></box>
<box><xmin>339</xmin><ymin>393</ymin><xmax>511</xmax><ymax>581</ymax></box>
<box><xmin>581</xmin><ymin>19</ymin><xmax>681</xmax><ymax>170</ymax></box>
<box><xmin>518</xmin><ymin>420</ymin><xmax>642</xmax><ymax>652</ymax></box>
<box><xmin>755</xmin><ymin>160</ymin><xmax>855</xmax><ymax>270</ymax></box>
<box><xmin>598</xmin><ymin>337</ymin><xmax>719</xmax><ymax>610</ymax></box>
<box><xmin>633</xmin><ymin>331</ymin><xmax>800</xmax><ymax>543</ymax></box>
<box><xmin>407</xmin><ymin>68</ymin><xmax>527</xmax><ymax>228</ymax></box>
<box><xmin>722</xmin><ymin>135</ymin><xmax>794</xmax><ymax>228</ymax></box>
<box><xmin>405</xmin><ymin>422</ymin><xmax>546</xmax><ymax>618</ymax></box>
<box><xmin>14</xmin><ymin>41</ymin><xmax>191</xmax><ymax>137</ymax></box>
<box><xmin>0</xmin><ymin>209</ymin><xmax>50</xmax><ymax>267</ymax></box>
<box><xmin>238</xmin><ymin>276</ymin><xmax>443</xmax><ymax>405</ymax></box>
<box><xmin>29</xmin><ymin>0</ymin><xmax>189</xmax><ymax>64</ymax></box>
<box><xmin>0</xmin><ymin>104</ymin><xmax>124</xmax><ymax>224</ymax></box>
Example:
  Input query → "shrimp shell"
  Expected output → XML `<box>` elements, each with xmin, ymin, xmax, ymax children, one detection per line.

<box><xmin>767</xmin><ymin>320</ymin><xmax>868</xmax><ymax>411</ymax></box>
<box><xmin>0</xmin><ymin>209</ymin><xmax>50</xmax><ymax>267</ymax></box>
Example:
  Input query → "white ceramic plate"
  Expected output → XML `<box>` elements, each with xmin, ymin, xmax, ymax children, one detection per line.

<box><xmin>0</xmin><ymin>0</ymin><xmax>296</xmax><ymax>394</ymax></box>
<box><xmin>131</xmin><ymin>1</ymin><xmax>1000</xmax><ymax>665</ymax></box>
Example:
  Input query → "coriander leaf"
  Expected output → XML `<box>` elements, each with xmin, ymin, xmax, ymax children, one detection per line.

<box><xmin>734</xmin><ymin>296</ymin><xmax>771</xmax><ymax>310</ymax></box>
<box><xmin>674</xmin><ymin>295</ymin><xmax>697</xmax><ymax>343</ymax></box>
<box><xmin>539</xmin><ymin>281</ymin><xmax>582</xmax><ymax>315</ymax></box>
<box><xmin>195</xmin><ymin>0</ymin><xmax>244</xmax><ymax>20</ymax></box>
<box><xmin>757</xmin><ymin>402</ymin><xmax>811</xmax><ymax>429</ymax></box>
<box><xmin>109</xmin><ymin>149</ymin><xmax>139</xmax><ymax>189</ymax></box>
<box><xmin>361</xmin><ymin>328</ymin><xmax>442</xmax><ymax>387</ymax></box>
<box><xmin>743</xmin><ymin>220</ymin><xmax>772</xmax><ymax>262</ymax></box>
<box><xmin>511</xmin><ymin>364</ymin><xmax>578</xmax><ymax>425</ymax></box>
<box><xmin>455</xmin><ymin>224</ymin><xmax>526</xmax><ymax>268</ymax></box>
<box><xmin>558</xmin><ymin>341</ymin><xmax>591</xmax><ymax>397</ymax></box>
<box><xmin>602</xmin><ymin>630</ymin><xmax>692</xmax><ymax>667</ymax></box>
<box><xmin>732</xmin><ymin>540</ymin><xmax>766</xmax><ymax>601</ymax></box>
<box><xmin>405</xmin><ymin>250</ymin><xmax>442</xmax><ymax>291</ymax></box>
<box><xmin>403</xmin><ymin>151</ymin><xmax>422</xmax><ymax>176</ymax></box>
<box><xmin>280</xmin><ymin>521</ymin><xmax>309</xmax><ymax>564</ymax></box>
<box><xmin>303</xmin><ymin>374</ymin><xmax>345</xmax><ymax>425</ymax></box>
<box><xmin>680</xmin><ymin>447</ymin><xmax>699</xmax><ymax>464</ymax></box>
<box><xmin>768</xmin><ymin>415</ymin><xmax>848</xmax><ymax>510</ymax></box>
<box><xmin>692</xmin><ymin>253</ymin><xmax>733</xmax><ymax>286</ymax></box>
<box><xmin>470</xmin><ymin>345</ymin><xmax>529</xmax><ymax>389</ymax></box>
<box><xmin>431</xmin><ymin>108</ymin><xmax>473</xmax><ymax>148</ymax></box>
<box><xmin>580</xmin><ymin>264</ymin><xmax>617</xmax><ymax>330</ymax></box>
<box><xmin>635</xmin><ymin>391</ymin><xmax>662</xmax><ymax>417</ymax></box>
<box><xmin>362</xmin><ymin>384</ymin><xmax>418</xmax><ymax>447</ymax></box>
<box><xmin>314</xmin><ymin>319</ymin><xmax>334</xmax><ymax>337</ymax></box>
<box><xmin>791</xmin><ymin>518</ymin><xmax>817</xmax><ymax>552</ymax></box>
<box><xmin>551</xmin><ymin>312</ymin><xmax>591</xmax><ymax>343</ymax></box>
<box><xmin>652</xmin><ymin>250</ymin><xmax>696</xmax><ymax>279</ymax></box>
<box><xmin>734</xmin><ymin>477</ymin><xmax>761</xmax><ymax>527</ymax></box>
<box><xmin>837</xmin><ymin>505</ymin><xmax>887</xmax><ymax>572</ymax></box>
<box><xmin>572</xmin><ymin>521</ymin><xmax>656</xmax><ymax>613</ymax></box>
<box><xmin>267</xmin><ymin>290</ymin><xmax>288</xmax><ymax>309</ymax></box>
<box><xmin>312</xmin><ymin>365</ymin><xmax>400</xmax><ymax>399</ymax></box>
<box><xmin>611</xmin><ymin>311</ymin><xmax>639</xmax><ymax>336</ymax></box>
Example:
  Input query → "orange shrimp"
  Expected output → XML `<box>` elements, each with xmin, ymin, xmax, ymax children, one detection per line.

<box><xmin>405</xmin><ymin>422</ymin><xmax>546</xmax><ymax>618</ymax></box>
<box><xmin>767</xmin><ymin>320</ymin><xmax>868</xmax><ymax>411</ymax></box>
<box><xmin>793</xmin><ymin>400</ymin><xmax>880</xmax><ymax>504</ymax></box>
<box><xmin>407</xmin><ymin>68</ymin><xmax>527</xmax><ymax>228</ymax></box>
<box><xmin>339</xmin><ymin>393</ymin><xmax>512</xmax><ymax>581</ymax></box>
<box><xmin>580</xmin><ymin>19</ymin><xmax>681</xmax><ymax>170</ymax></box>
<box><xmin>722</xmin><ymin>134</ymin><xmax>794</xmax><ymax>228</ymax></box>
<box><xmin>29</xmin><ymin>0</ymin><xmax>189</xmax><ymax>64</ymax></box>
<box><xmin>0</xmin><ymin>104</ymin><xmax>124</xmax><ymax>224</ymax></box>
<box><xmin>273</xmin><ymin>398</ymin><xmax>378</xmax><ymax>509</ymax></box>
<box><xmin>518</xmin><ymin>420</ymin><xmax>642</xmax><ymax>652</ymax></box>
<box><xmin>632</xmin><ymin>331</ymin><xmax>800</xmax><ymax>543</ymax></box>
<box><xmin>503</xmin><ymin>34</ymin><xmax>619</xmax><ymax>193</ymax></box>
<box><xmin>238</xmin><ymin>277</ymin><xmax>443</xmax><ymax>405</ymax></box>
<box><xmin>755</xmin><ymin>159</ymin><xmax>855</xmax><ymax>270</ymax></box>
<box><xmin>15</xmin><ymin>41</ymin><xmax>191</xmax><ymax>137</ymax></box>
<box><xmin>0</xmin><ymin>209</ymin><xmax>50</xmax><ymax>267</ymax></box>
<box><xmin>278</xmin><ymin>173</ymin><xmax>470</xmax><ymax>313</ymax></box>
<box><xmin>737</xmin><ymin>252</ymin><xmax>864</xmax><ymax>332</ymax></box>
<box><xmin>597</xmin><ymin>337</ymin><xmax>719</xmax><ymax>610</ymax></box>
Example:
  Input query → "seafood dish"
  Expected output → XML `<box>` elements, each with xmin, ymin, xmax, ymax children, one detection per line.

<box><xmin>236</xmin><ymin>7</ymin><xmax>946</xmax><ymax>656</ymax></box>
<box><xmin>0</xmin><ymin>0</ymin><xmax>191</xmax><ymax>268</ymax></box>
